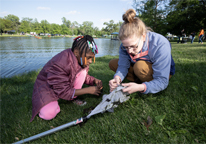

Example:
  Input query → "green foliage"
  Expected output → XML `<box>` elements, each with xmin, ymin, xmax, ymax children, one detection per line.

<box><xmin>103</xmin><ymin>20</ymin><xmax>121</xmax><ymax>34</ymax></box>
<box><xmin>41</xmin><ymin>20</ymin><xmax>50</xmax><ymax>34</ymax></box>
<box><xmin>134</xmin><ymin>0</ymin><xmax>168</xmax><ymax>35</ymax></box>
<box><xmin>1</xmin><ymin>1</ymin><xmax>205</xmax><ymax>36</ymax></box>
<box><xmin>50</xmin><ymin>23</ymin><xmax>61</xmax><ymax>34</ymax></box>
<box><xmin>3</xmin><ymin>14</ymin><xmax>20</xmax><ymax>32</ymax></box>
<box><xmin>133</xmin><ymin>0</ymin><xmax>205</xmax><ymax>36</ymax></box>
<box><xmin>1</xmin><ymin>43</ymin><xmax>206</xmax><ymax>143</ymax></box>
<box><xmin>166</xmin><ymin>0</ymin><xmax>206</xmax><ymax>35</ymax></box>
<box><xmin>19</xmin><ymin>19</ymin><xmax>31</xmax><ymax>33</ymax></box>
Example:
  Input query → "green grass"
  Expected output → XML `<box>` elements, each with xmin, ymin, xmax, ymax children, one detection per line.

<box><xmin>1</xmin><ymin>42</ymin><xmax>206</xmax><ymax>143</ymax></box>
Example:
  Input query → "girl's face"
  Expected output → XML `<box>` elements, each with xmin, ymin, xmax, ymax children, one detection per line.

<box><xmin>74</xmin><ymin>49</ymin><xmax>95</xmax><ymax>68</ymax></box>
<box><xmin>121</xmin><ymin>34</ymin><xmax>146</xmax><ymax>56</ymax></box>
<box><xmin>81</xmin><ymin>50</ymin><xmax>95</xmax><ymax>68</ymax></box>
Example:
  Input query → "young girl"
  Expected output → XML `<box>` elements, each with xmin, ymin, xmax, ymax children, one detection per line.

<box><xmin>30</xmin><ymin>35</ymin><xmax>102</xmax><ymax>122</ymax></box>
<box><xmin>109</xmin><ymin>9</ymin><xmax>175</xmax><ymax>94</ymax></box>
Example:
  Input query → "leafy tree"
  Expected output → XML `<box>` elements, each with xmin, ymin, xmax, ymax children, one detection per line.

<box><xmin>103</xmin><ymin>20</ymin><xmax>119</xmax><ymax>34</ymax></box>
<box><xmin>133</xmin><ymin>0</ymin><xmax>167</xmax><ymax>35</ymax></box>
<box><xmin>166</xmin><ymin>0</ymin><xmax>206</xmax><ymax>36</ymax></box>
<box><xmin>40</xmin><ymin>20</ymin><xmax>50</xmax><ymax>34</ymax></box>
<box><xmin>31</xmin><ymin>18</ymin><xmax>42</xmax><ymax>34</ymax></box>
<box><xmin>71</xmin><ymin>21</ymin><xmax>79</xmax><ymax>35</ymax></box>
<box><xmin>19</xmin><ymin>18</ymin><xmax>32</xmax><ymax>33</ymax></box>
<box><xmin>4</xmin><ymin>14</ymin><xmax>20</xmax><ymax>32</ymax></box>
<box><xmin>0</xmin><ymin>18</ymin><xmax>13</xmax><ymax>34</ymax></box>
<box><xmin>93</xmin><ymin>27</ymin><xmax>102</xmax><ymax>37</ymax></box>
<box><xmin>61</xmin><ymin>17</ymin><xmax>71</xmax><ymax>28</ymax></box>
<box><xmin>61</xmin><ymin>24</ymin><xmax>70</xmax><ymax>35</ymax></box>
<box><xmin>50</xmin><ymin>23</ymin><xmax>61</xmax><ymax>34</ymax></box>
<box><xmin>80</xmin><ymin>21</ymin><xmax>94</xmax><ymax>36</ymax></box>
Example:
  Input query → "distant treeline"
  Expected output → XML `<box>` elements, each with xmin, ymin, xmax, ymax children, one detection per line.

<box><xmin>0</xmin><ymin>0</ymin><xmax>205</xmax><ymax>36</ymax></box>
<box><xmin>0</xmin><ymin>15</ymin><xmax>122</xmax><ymax>37</ymax></box>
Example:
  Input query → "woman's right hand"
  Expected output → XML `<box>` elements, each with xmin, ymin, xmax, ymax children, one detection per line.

<box><xmin>109</xmin><ymin>76</ymin><xmax>121</xmax><ymax>92</ymax></box>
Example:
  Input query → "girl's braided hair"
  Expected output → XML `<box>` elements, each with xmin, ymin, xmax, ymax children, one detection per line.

<box><xmin>71</xmin><ymin>35</ymin><xmax>98</xmax><ymax>56</ymax></box>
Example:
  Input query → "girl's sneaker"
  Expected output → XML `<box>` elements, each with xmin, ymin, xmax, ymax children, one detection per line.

<box><xmin>73</xmin><ymin>99</ymin><xmax>87</xmax><ymax>106</ymax></box>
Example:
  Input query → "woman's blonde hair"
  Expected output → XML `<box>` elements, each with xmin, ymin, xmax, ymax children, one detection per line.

<box><xmin>119</xmin><ymin>9</ymin><xmax>152</xmax><ymax>40</ymax></box>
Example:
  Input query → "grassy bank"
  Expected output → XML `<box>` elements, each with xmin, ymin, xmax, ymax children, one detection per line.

<box><xmin>1</xmin><ymin>43</ymin><xmax>206</xmax><ymax>143</ymax></box>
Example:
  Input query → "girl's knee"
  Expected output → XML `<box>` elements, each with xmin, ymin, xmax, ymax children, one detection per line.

<box><xmin>39</xmin><ymin>101</ymin><xmax>60</xmax><ymax>120</ymax></box>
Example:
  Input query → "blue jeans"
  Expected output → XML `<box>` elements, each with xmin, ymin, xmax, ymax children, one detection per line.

<box><xmin>177</xmin><ymin>36</ymin><xmax>181</xmax><ymax>43</ymax></box>
<box><xmin>199</xmin><ymin>35</ymin><xmax>204</xmax><ymax>43</ymax></box>
<box><xmin>191</xmin><ymin>36</ymin><xmax>195</xmax><ymax>43</ymax></box>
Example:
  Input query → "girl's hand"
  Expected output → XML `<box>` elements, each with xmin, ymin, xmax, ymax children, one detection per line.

<box><xmin>121</xmin><ymin>82</ymin><xmax>145</xmax><ymax>94</ymax></box>
<box><xmin>93</xmin><ymin>78</ymin><xmax>103</xmax><ymax>89</ymax></box>
<box><xmin>88</xmin><ymin>86</ymin><xmax>101</xmax><ymax>96</ymax></box>
<box><xmin>109</xmin><ymin>76</ymin><xmax>121</xmax><ymax>92</ymax></box>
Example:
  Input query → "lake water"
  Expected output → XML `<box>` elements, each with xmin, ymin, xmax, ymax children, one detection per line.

<box><xmin>0</xmin><ymin>37</ymin><xmax>121</xmax><ymax>78</ymax></box>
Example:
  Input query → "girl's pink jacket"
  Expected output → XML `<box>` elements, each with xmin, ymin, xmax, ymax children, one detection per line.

<box><xmin>30</xmin><ymin>48</ymin><xmax>95</xmax><ymax>122</ymax></box>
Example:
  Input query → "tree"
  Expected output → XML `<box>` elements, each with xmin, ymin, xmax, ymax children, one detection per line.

<box><xmin>31</xmin><ymin>18</ymin><xmax>42</xmax><ymax>34</ymax></box>
<box><xmin>80</xmin><ymin>21</ymin><xmax>94</xmax><ymax>36</ymax></box>
<box><xmin>61</xmin><ymin>17</ymin><xmax>71</xmax><ymax>28</ymax></box>
<box><xmin>93</xmin><ymin>27</ymin><xmax>102</xmax><ymax>37</ymax></box>
<box><xmin>133</xmin><ymin>0</ymin><xmax>168</xmax><ymax>35</ymax></box>
<box><xmin>22</xmin><ymin>17</ymin><xmax>33</xmax><ymax>27</ymax></box>
<box><xmin>103</xmin><ymin>20</ymin><xmax>119</xmax><ymax>34</ymax></box>
<box><xmin>71</xmin><ymin>21</ymin><xmax>79</xmax><ymax>35</ymax></box>
<box><xmin>4</xmin><ymin>14</ymin><xmax>20</xmax><ymax>32</ymax></box>
<box><xmin>51</xmin><ymin>23</ymin><xmax>61</xmax><ymax>34</ymax></box>
<box><xmin>61</xmin><ymin>24</ymin><xmax>70</xmax><ymax>35</ymax></box>
<box><xmin>19</xmin><ymin>18</ymin><xmax>32</xmax><ymax>33</ymax></box>
<box><xmin>40</xmin><ymin>20</ymin><xmax>50</xmax><ymax>34</ymax></box>
<box><xmin>0</xmin><ymin>18</ymin><xmax>13</xmax><ymax>34</ymax></box>
<box><xmin>166</xmin><ymin>0</ymin><xmax>206</xmax><ymax>36</ymax></box>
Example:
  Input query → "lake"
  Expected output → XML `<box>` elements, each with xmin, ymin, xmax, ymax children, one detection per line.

<box><xmin>0</xmin><ymin>37</ymin><xmax>121</xmax><ymax>78</ymax></box>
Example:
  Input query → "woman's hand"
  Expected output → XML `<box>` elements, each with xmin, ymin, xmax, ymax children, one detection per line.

<box><xmin>109</xmin><ymin>76</ymin><xmax>121</xmax><ymax>92</ymax></box>
<box><xmin>121</xmin><ymin>82</ymin><xmax>145</xmax><ymax>94</ymax></box>
<box><xmin>93</xmin><ymin>78</ymin><xmax>103</xmax><ymax>89</ymax></box>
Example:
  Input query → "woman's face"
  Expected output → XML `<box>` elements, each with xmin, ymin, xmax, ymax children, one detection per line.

<box><xmin>121</xmin><ymin>34</ymin><xmax>146</xmax><ymax>56</ymax></box>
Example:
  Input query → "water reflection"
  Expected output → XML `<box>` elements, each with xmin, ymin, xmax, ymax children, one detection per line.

<box><xmin>0</xmin><ymin>37</ymin><xmax>121</xmax><ymax>78</ymax></box>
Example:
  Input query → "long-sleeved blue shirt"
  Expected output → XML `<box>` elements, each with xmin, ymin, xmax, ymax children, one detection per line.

<box><xmin>114</xmin><ymin>32</ymin><xmax>175</xmax><ymax>94</ymax></box>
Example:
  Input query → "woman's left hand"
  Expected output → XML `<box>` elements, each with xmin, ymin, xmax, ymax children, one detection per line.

<box><xmin>121</xmin><ymin>82</ymin><xmax>145</xmax><ymax>94</ymax></box>
<box><xmin>94</xmin><ymin>78</ymin><xmax>103</xmax><ymax>89</ymax></box>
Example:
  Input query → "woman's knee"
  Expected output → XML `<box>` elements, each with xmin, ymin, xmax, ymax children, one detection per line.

<box><xmin>109</xmin><ymin>59</ymin><xmax>119</xmax><ymax>72</ymax></box>
<box><xmin>39</xmin><ymin>101</ymin><xmax>60</xmax><ymax>120</ymax></box>
<box><xmin>133</xmin><ymin>60</ymin><xmax>153</xmax><ymax>82</ymax></box>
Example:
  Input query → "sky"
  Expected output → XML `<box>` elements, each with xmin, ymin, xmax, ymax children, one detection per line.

<box><xmin>0</xmin><ymin>0</ymin><xmax>134</xmax><ymax>29</ymax></box>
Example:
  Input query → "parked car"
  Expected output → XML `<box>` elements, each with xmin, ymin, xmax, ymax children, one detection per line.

<box><xmin>39</xmin><ymin>33</ymin><xmax>44</xmax><ymax>36</ymax></box>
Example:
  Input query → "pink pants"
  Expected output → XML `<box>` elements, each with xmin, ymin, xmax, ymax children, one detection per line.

<box><xmin>39</xmin><ymin>70</ymin><xmax>87</xmax><ymax>120</ymax></box>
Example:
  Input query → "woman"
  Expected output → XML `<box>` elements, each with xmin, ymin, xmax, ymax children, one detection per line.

<box><xmin>109</xmin><ymin>9</ymin><xmax>175</xmax><ymax>94</ymax></box>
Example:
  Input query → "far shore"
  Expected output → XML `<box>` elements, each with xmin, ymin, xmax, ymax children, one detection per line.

<box><xmin>0</xmin><ymin>34</ymin><xmax>76</xmax><ymax>37</ymax></box>
<box><xmin>0</xmin><ymin>34</ymin><xmax>105</xmax><ymax>38</ymax></box>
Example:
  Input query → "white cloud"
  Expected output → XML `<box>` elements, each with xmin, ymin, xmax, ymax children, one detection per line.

<box><xmin>37</xmin><ymin>7</ymin><xmax>51</xmax><ymax>10</ymax></box>
<box><xmin>65</xmin><ymin>11</ymin><xmax>80</xmax><ymax>15</ymax></box>
<box><xmin>0</xmin><ymin>11</ymin><xmax>9</xmax><ymax>16</ymax></box>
